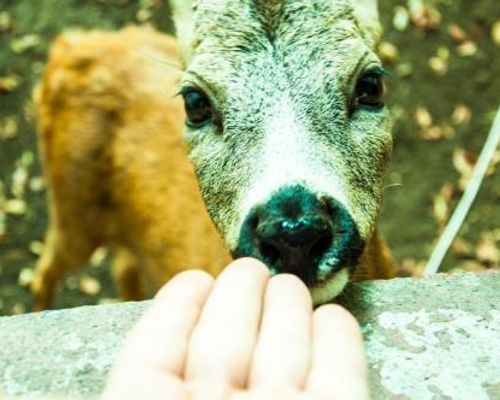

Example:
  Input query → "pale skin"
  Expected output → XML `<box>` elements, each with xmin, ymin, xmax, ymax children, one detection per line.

<box><xmin>102</xmin><ymin>258</ymin><xmax>370</xmax><ymax>400</ymax></box>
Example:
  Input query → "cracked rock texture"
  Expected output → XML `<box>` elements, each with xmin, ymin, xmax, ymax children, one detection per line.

<box><xmin>0</xmin><ymin>271</ymin><xmax>499</xmax><ymax>399</ymax></box>
<box><xmin>339</xmin><ymin>271</ymin><xmax>500</xmax><ymax>399</ymax></box>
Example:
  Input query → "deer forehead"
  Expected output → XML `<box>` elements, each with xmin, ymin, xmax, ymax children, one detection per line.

<box><xmin>182</xmin><ymin>0</ymin><xmax>381</xmax><ymax>112</ymax></box>
<box><xmin>191</xmin><ymin>0</ymin><xmax>367</xmax><ymax>53</ymax></box>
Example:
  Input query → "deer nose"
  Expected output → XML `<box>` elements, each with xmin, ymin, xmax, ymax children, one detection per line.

<box><xmin>257</xmin><ymin>216</ymin><xmax>333</xmax><ymax>275</ymax></box>
<box><xmin>235</xmin><ymin>185</ymin><xmax>363</xmax><ymax>285</ymax></box>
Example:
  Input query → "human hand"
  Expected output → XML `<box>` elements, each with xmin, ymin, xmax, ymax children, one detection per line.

<box><xmin>102</xmin><ymin>258</ymin><xmax>369</xmax><ymax>399</ymax></box>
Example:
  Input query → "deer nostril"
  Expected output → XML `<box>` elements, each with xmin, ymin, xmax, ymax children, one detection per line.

<box><xmin>255</xmin><ymin>216</ymin><xmax>333</xmax><ymax>273</ymax></box>
<box><xmin>309</xmin><ymin>230</ymin><xmax>333</xmax><ymax>263</ymax></box>
<box><xmin>259</xmin><ymin>241</ymin><xmax>281</xmax><ymax>266</ymax></box>
<box><xmin>246</xmin><ymin>214</ymin><xmax>259</xmax><ymax>231</ymax></box>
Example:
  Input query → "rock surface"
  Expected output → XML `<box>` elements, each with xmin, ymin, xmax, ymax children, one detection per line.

<box><xmin>0</xmin><ymin>271</ymin><xmax>499</xmax><ymax>399</ymax></box>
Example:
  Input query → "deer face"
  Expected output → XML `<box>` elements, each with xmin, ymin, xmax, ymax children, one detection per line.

<box><xmin>172</xmin><ymin>0</ymin><xmax>392</xmax><ymax>304</ymax></box>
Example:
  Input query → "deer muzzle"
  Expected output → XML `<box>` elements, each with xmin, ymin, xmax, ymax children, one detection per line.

<box><xmin>235</xmin><ymin>185</ymin><xmax>364</xmax><ymax>287</ymax></box>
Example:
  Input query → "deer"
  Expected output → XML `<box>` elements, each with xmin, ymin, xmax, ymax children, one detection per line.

<box><xmin>32</xmin><ymin>0</ymin><xmax>396</xmax><ymax>310</ymax></box>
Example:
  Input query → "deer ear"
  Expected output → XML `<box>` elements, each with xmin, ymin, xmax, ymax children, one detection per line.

<box><xmin>170</xmin><ymin>0</ymin><xmax>195</xmax><ymax>64</ymax></box>
<box><xmin>351</xmin><ymin>0</ymin><xmax>382</xmax><ymax>48</ymax></box>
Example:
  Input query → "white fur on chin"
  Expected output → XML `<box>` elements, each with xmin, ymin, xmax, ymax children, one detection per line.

<box><xmin>310</xmin><ymin>268</ymin><xmax>350</xmax><ymax>306</ymax></box>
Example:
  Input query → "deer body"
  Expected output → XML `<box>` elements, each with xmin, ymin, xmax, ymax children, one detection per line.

<box><xmin>32</xmin><ymin>27</ymin><xmax>230</xmax><ymax>309</ymax></box>
<box><xmin>33</xmin><ymin>0</ymin><xmax>396</xmax><ymax>310</ymax></box>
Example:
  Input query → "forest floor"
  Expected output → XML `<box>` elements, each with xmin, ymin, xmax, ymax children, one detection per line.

<box><xmin>0</xmin><ymin>0</ymin><xmax>499</xmax><ymax>315</ymax></box>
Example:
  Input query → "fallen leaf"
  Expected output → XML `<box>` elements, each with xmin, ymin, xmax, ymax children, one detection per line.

<box><xmin>19</xmin><ymin>151</ymin><xmax>35</xmax><ymax>168</ymax></box>
<box><xmin>18</xmin><ymin>267</ymin><xmax>34</xmax><ymax>287</ymax></box>
<box><xmin>419</xmin><ymin>125</ymin><xmax>454</xmax><ymax>141</ymax></box>
<box><xmin>11</xmin><ymin>303</ymin><xmax>26</xmax><ymax>315</ymax></box>
<box><xmin>432</xmin><ymin>193</ymin><xmax>448</xmax><ymax>227</ymax></box>
<box><xmin>428</xmin><ymin>56</ymin><xmax>448</xmax><ymax>75</ymax></box>
<box><xmin>10</xmin><ymin>34</ymin><xmax>42</xmax><ymax>54</ymax></box>
<box><xmin>0</xmin><ymin>74</ymin><xmax>21</xmax><ymax>93</ymax></box>
<box><xmin>90</xmin><ymin>247</ymin><xmax>109</xmax><ymax>267</ymax></box>
<box><xmin>451</xmin><ymin>104</ymin><xmax>471</xmax><ymax>126</ymax></box>
<box><xmin>393</xmin><ymin>6</ymin><xmax>410</xmax><ymax>31</ymax></box>
<box><xmin>437</xmin><ymin>46</ymin><xmax>450</xmax><ymax>60</ymax></box>
<box><xmin>457</xmin><ymin>41</ymin><xmax>478</xmax><ymax>57</ymax></box>
<box><xmin>79</xmin><ymin>276</ymin><xmax>101</xmax><ymax>295</ymax></box>
<box><xmin>440</xmin><ymin>181</ymin><xmax>455</xmax><ymax>200</ymax></box>
<box><xmin>11</xmin><ymin>164</ymin><xmax>29</xmax><ymax>199</ymax></box>
<box><xmin>447</xmin><ymin>24</ymin><xmax>468</xmax><ymax>44</ymax></box>
<box><xmin>29</xmin><ymin>241</ymin><xmax>44</xmax><ymax>256</ymax></box>
<box><xmin>410</xmin><ymin>4</ymin><xmax>442</xmax><ymax>32</ymax></box>
<box><xmin>29</xmin><ymin>176</ymin><xmax>45</xmax><ymax>193</ymax></box>
<box><xmin>487</xmin><ymin>149</ymin><xmax>499</xmax><ymax>176</ymax></box>
<box><xmin>451</xmin><ymin>238</ymin><xmax>473</xmax><ymax>258</ymax></box>
<box><xmin>432</xmin><ymin>182</ymin><xmax>455</xmax><ymax>227</ymax></box>
<box><xmin>395</xmin><ymin>62</ymin><xmax>413</xmax><ymax>78</ymax></box>
<box><xmin>399</xmin><ymin>258</ymin><xmax>426</xmax><ymax>277</ymax></box>
<box><xmin>492</xmin><ymin>20</ymin><xmax>500</xmax><ymax>46</ymax></box>
<box><xmin>453</xmin><ymin>148</ymin><xmax>477</xmax><ymax>190</ymax></box>
<box><xmin>136</xmin><ymin>9</ymin><xmax>152</xmax><ymax>23</ymax></box>
<box><xmin>136</xmin><ymin>0</ymin><xmax>155</xmax><ymax>23</ymax></box>
<box><xmin>476</xmin><ymin>236</ymin><xmax>499</xmax><ymax>265</ymax></box>
<box><xmin>24</xmin><ymin>99</ymin><xmax>36</xmax><ymax>122</ymax></box>
<box><xmin>0</xmin><ymin>117</ymin><xmax>18</xmax><ymax>140</ymax></box>
<box><xmin>449</xmin><ymin>261</ymin><xmax>486</xmax><ymax>274</ymax></box>
<box><xmin>3</xmin><ymin>199</ymin><xmax>26</xmax><ymax>215</ymax></box>
<box><xmin>0</xmin><ymin>11</ymin><xmax>13</xmax><ymax>33</ymax></box>
<box><xmin>483</xmin><ymin>229</ymin><xmax>500</xmax><ymax>242</ymax></box>
<box><xmin>414</xmin><ymin>106</ymin><xmax>433</xmax><ymax>129</ymax></box>
<box><xmin>378</xmin><ymin>42</ymin><xmax>399</xmax><ymax>65</ymax></box>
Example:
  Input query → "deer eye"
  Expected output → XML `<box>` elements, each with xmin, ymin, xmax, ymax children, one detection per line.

<box><xmin>182</xmin><ymin>88</ymin><xmax>213</xmax><ymax>128</ymax></box>
<box><xmin>355</xmin><ymin>70</ymin><xmax>385</xmax><ymax>110</ymax></box>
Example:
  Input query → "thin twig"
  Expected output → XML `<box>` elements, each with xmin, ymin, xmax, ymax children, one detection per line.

<box><xmin>424</xmin><ymin>105</ymin><xmax>500</xmax><ymax>275</ymax></box>
<box><xmin>136</xmin><ymin>50</ymin><xmax>183</xmax><ymax>71</ymax></box>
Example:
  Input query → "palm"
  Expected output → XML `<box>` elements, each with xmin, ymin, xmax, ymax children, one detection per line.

<box><xmin>103</xmin><ymin>259</ymin><xmax>369</xmax><ymax>400</ymax></box>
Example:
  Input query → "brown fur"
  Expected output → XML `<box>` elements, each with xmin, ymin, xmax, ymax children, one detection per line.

<box><xmin>32</xmin><ymin>27</ymin><xmax>230</xmax><ymax>310</ymax></box>
<box><xmin>32</xmin><ymin>25</ymin><xmax>395</xmax><ymax>310</ymax></box>
<box><xmin>354</xmin><ymin>230</ymin><xmax>395</xmax><ymax>281</ymax></box>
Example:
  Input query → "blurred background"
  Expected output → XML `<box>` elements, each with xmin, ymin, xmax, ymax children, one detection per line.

<box><xmin>0</xmin><ymin>0</ymin><xmax>498</xmax><ymax>315</ymax></box>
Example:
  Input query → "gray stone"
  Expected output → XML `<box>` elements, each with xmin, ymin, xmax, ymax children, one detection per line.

<box><xmin>0</xmin><ymin>301</ymin><xmax>149</xmax><ymax>399</ymax></box>
<box><xmin>339</xmin><ymin>271</ymin><xmax>500</xmax><ymax>400</ymax></box>
<box><xmin>0</xmin><ymin>271</ymin><xmax>499</xmax><ymax>399</ymax></box>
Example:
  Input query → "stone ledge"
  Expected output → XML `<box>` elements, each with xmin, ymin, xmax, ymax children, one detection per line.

<box><xmin>1</xmin><ymin>271</ymin><xmax>499</xmax><ymax>399</ymax></box>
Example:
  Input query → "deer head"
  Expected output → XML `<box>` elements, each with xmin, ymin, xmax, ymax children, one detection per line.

<box><xmin>170</xmin><ymin>0</ymin><xmax>392</xmax><ymax>304</ymax></box>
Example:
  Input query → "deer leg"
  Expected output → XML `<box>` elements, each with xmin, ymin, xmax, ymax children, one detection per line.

<box><xmin>112</xmin><ymin>247</ymin><xmax>144</xmax><ymax>301</ymax></box>
<box><xmin>32</xmin><ymin>228</ymin><xmax>96</xmax><ymax>311</ymax></box>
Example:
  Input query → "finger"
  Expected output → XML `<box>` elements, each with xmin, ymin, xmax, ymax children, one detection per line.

<box><xmin>185</xmin><ymin>258</ymin><xmax>270</xmax><ymax>388</ymax></box>
<box><xmin>106</xmin><ymin>270</ymin><xmax>214</xmax><ymax>381</ymax></box>
<box><xmin>306</xmin><ymin>305</ymin><xmax>370</xmax><ymax>400</ymax></box>
<box><xmin>248</xmin><ymin>274</ymin><xmax>312</xmax><ymax>391</ymax></box>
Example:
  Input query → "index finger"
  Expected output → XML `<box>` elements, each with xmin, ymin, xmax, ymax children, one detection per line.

<box><xmin>107</xmin><ymin>270</ymin><xmax>214</xmax><ymax>378</ymax></box>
